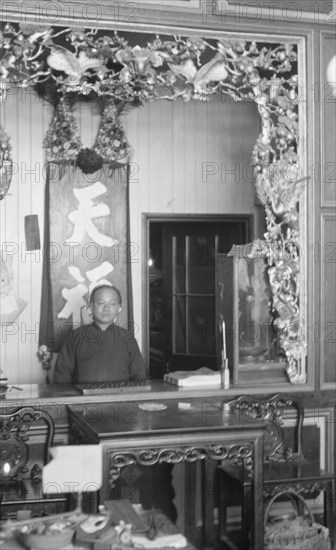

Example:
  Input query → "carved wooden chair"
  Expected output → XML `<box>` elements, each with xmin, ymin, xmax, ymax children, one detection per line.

<box><xmin>217</xmin><ymin>394</ymin><xmax>335</xmax><ymax>550</ymax></box>
<box><xmin>0</xmin><ymin>406</ymin><xmax>67</xmax><ymax>520</ymax></box>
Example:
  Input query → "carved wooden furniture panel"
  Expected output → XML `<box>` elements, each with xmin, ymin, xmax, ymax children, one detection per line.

<box><xmin>0</xmin><ymin>406</ymin><xmax>67</xmax><ymax>520</ymax></box>
<box><xmin>68</xmin><ymin>399</ymin><xmax>265</xmax><ymax>550</ymax></box>
<box><xmin>218</xmin><ymin>395</ymin><xmax>335</xmax><ymax>550</ymax></box>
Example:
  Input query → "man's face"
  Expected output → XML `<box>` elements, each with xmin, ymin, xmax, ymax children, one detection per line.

<box><xmin>90</xmin><ymin>287</ymin><xmax>121</xmax><ymax>329</ymax></box>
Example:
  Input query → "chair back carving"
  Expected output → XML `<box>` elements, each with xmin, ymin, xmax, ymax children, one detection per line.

<box><xmin>0</xmin><ymin>406</ymin><xmax>54</xmax><ymax>482</ymax></box>
<box><xmin>227</xmin><ymin>394</ymin><xmax>304</xmax><ymax>462</ymax></box>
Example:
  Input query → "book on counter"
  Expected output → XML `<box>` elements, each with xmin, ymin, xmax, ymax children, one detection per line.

<box><xmin>164</xmin><ymin>367</ymin><xmax>221</xmax><ymax>388</ymax></box>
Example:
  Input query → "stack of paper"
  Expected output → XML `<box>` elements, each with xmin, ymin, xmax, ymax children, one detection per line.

<box><xmin>164</xmin><ymin>367</ymin><xmax>221</xmax><ymax>388</ymax></box>
<box><xmin>132</xmin><ymin>532</ymin><xmax>188</xmax><ymax>548</ymax></box>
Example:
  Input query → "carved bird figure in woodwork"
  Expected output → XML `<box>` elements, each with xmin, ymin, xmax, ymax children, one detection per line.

<box><xmin>168</xmin><ymin>54</ymin><xmax>228</xmax><ymax>93</ymax></box>
<box><xmin>47</xmin><ymin>45</ymin><xmax>104</xmax><ymax>85</ymax></box>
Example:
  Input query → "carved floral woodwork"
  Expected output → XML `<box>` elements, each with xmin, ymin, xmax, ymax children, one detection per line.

<box><xmin>0</xmin><ymin>124</ymin><xmax>12</xmax><ymax>200</ymax></box>
<box><xmin>227</xmin><ymin>394</ymin><xmax>304</xmax><ymax>463</ymax></box>
<box><xmin>263</xmin><ymin>481</ymin><xmax>332</xmax><ymax>499</ymax></box>
<box><xmin>0</xmin><ymin>407</ymin><xmax>54</xmax><ymax>481</ymax></box>
<box><xmin>0</xmin><ymin>23</ymin><xmax>307</xmax><ymax>382</ymax></box>
<box><xmin>107</xmin><ymin>443</ymin><xmax>254</xmax><ymax>488</ymax></box>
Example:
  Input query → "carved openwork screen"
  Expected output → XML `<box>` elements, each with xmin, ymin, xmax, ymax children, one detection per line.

<box><xmin>0</xmin><ymin>18</ymin><xmax>307</xmax><ymax>384</ymax></box>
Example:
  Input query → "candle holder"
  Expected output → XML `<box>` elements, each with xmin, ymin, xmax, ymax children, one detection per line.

<box><xmin>221</xmin><ymin>359</ymin><xmax>230</xmax><ymax>389</ymax></box>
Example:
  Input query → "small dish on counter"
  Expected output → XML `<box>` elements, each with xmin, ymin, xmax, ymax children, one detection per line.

<box><xmin>139</xmin><ymin>403</ymin><xmax>168</xmax><ymax>412</ymax></box>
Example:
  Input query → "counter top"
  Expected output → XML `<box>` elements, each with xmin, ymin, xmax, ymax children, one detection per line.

<box><xmin>69</xmin><ymin>399</ymin><xmax>265</xmax><ymax>441</ymax></box>
<box><xmin>0</xmin><ymin>380</ymin><xmax>243</xmax><ymax>406</ymax></box>
<box><xmin>0</xmin><ymin>378</ymin><xmax>300</xmax><ymax>407</ymax></box>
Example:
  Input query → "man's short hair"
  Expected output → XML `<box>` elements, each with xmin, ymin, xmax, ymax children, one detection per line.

<box><xmin>89</xmin><ymin>284</ymin><xmax>122</xmax><ymax>305</ymax></box>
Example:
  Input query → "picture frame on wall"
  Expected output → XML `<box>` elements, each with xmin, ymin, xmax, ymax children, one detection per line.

<box><xmin>213</xmin><ymin>0</ymin><xmax>336</xmax><ymax>24</ymax></box>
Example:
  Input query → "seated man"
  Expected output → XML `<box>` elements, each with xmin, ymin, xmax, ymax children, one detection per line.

<box><xmin>54</xmin><ymin>284</ymin><xmax>176</xmax><ymax>522</ymax></box>
<box><xmin>54</xmin><ymin>284</ymin><xmax>146</xmax><ymax>383</ymax></box>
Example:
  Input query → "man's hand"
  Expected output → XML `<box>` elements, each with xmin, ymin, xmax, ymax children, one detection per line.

<box><xmin>81</xmin><ymin>305</ymin><xmax>93</xmax><ymax>325</ymax></box>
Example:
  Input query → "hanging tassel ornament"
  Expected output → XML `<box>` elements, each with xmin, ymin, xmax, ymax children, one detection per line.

<box><xmin>44</xmin><ymin>95</ymin><xmax>82</xmax><ymax>163</ymax></box>
<box><xmin>94</xmin><ymin>99</ymin><xmax>132</xmax><ymax>166</ymax></box>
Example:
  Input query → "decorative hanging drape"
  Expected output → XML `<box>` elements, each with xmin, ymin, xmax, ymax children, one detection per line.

<box><xmin>39</xmin><ymin>163</ymin><xmax>133</xmax><ymax>353</ymax></box>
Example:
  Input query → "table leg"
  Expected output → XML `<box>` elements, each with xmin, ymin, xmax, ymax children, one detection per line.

<box><xmin>251</xmin><ymin>433</ymin><xmax>264</xmax><ymax>550</ymax></box>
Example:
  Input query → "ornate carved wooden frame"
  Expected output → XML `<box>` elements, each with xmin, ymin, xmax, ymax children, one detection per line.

<box><xmin>225</xmin><ymin>393</ymin><xmax>304</xmax><ymax>462</ymax></box>
<box><xmin>0</xmin><ymin>14</ymin><xmax>308</xmax><ymax>383</ymax></box>
<box><xmin>0</xmin><ymin>406</ymin><xmax>54</xmax><ymax>481</ymax></box>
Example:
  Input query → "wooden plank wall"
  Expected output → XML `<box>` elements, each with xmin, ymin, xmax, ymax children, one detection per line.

<box><xmin>0</xmin><ymin>91</ymin><xmax>261</xmax><ymax>383</ymax></box>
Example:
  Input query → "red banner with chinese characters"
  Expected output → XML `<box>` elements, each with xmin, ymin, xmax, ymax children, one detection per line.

<box><xmin>39</xmin><ymin>163</ymin><xmax>133</xmax><ymax>352</ymax></box>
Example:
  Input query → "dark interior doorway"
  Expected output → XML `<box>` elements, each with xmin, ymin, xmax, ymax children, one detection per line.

<box><xmin>147</xmin><ymin>215</ymin><xmax>253</xmax><ymax>379</ymax></box>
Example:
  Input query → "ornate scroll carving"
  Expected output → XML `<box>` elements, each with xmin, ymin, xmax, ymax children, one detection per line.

<box><xmin>0</xmin><ymin>407</ymin><xmax>53</xmax><ymax>481</ymax></box>
<box><xmin>264</xmin><ymin>482</ymin><xmax>329</xmax><ymax>499</ymax></box>
<box><xmin>108</xmin><ymin>443</ymin><xmax>254</xmax><ymax>487</ymax></box>
<box><xmin>229</xmin><ymin>394</ymin><xmax>303</xmax><ymax>462</ymax></box>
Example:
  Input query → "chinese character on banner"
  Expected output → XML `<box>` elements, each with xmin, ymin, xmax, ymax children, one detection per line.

<box><xmin>39</xmin><ymin>163</ymin><xmax>133</xmax><ymax>352</ymax></box>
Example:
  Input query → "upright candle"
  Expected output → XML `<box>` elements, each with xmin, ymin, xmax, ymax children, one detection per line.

<box><xmin>222</xmin><ymin>319</ymin><xmax>226</xmax><ymax>361</ymax></box>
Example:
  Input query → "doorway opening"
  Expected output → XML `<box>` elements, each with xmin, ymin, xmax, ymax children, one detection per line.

<box><xmin>145</xmin><ymin>215</ymin><xmax>253</xmax><ymax>379</ymax></box>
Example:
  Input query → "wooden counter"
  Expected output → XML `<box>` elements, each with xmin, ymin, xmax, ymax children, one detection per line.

<box><xmin>0</xmin><ymin>382</ymin><xmax>243</xmax><ymax>450</ymax></box>
<box><xmin>0</xmin><ymin>378</ymin><xmax>306</xmax><ymax>408</ymax></box>
<box><xmin>0</xmin><ymin>380</ymin><xmax>260</xmax><ymax>407</ymax></box>
<box><xmin>0</xmin><ymin>379</ymin><xmax>267</xmax><ymax>454</ymax></box>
